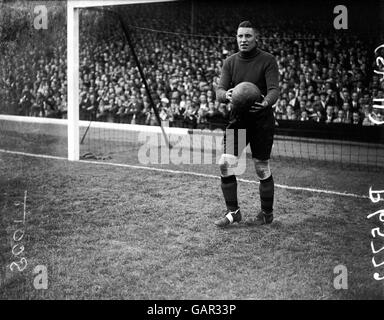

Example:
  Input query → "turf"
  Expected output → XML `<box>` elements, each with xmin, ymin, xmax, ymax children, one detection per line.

<box><xmin>1</xmin><ymin>150</ymin><xmax>384</xmax><ymax>300</ymax></box>
<box><xmin>1</xmin><ymin>126</ymin><xmax>384</xmax><ymax>299</ymax></box>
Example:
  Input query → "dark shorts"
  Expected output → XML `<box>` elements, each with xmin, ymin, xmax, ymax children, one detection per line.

<box><xmin>223</xmin><ymin>108</ymin><xmax>275</xmax><ymax>160</ymax></box>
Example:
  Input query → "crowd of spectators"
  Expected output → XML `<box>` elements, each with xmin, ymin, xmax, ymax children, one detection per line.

<box><xmin>1</xmin><ymin>1</ymin><xmax>383</xmax><ymax>129</ymax></box>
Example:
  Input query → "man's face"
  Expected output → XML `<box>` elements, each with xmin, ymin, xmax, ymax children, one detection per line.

<box><xmin>237</xmin><ymin>27</ymin><xmax>256</xmax><ymax>52</ymax></box>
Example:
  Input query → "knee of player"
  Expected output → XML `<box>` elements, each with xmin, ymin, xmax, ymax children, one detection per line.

<box><xmin>253</xmin><ymin>159</ymin><xmax>271</xmax><ymax>180</ymax></box>
<box><xmin>219</xmin><ymin>164</ymin><xmax>229</xmax><ymax>177</ymax></box>
<box><xmin>219</xmin><ymin>154</ymin><xmax>237</xmax><ymax>177</ymax></box>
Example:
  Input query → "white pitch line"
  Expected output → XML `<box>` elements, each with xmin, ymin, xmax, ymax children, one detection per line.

<box><xmin>0</xmin><ymin>149</ymin><xmax>368</xmax><ymax>199</ymax></box>
<box><xmin>0</xmin><ymin>149</ymin><xmax>65</xmax><ymax>160</ymax></box>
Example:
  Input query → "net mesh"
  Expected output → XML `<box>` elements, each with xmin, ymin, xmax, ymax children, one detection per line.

<box><xmin>1</xmin><ymin>116</ymin><xmax>383</xmax><ymax>171</ymax></box>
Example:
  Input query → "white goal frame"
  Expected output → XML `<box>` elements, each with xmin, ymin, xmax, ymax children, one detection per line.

<box><xmin>67</xmin><ymin>0</ymin><xmax>176</xmax><ymax>161</ymax></box>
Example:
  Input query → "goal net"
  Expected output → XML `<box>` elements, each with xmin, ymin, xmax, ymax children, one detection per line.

<box><xmin>70</xmin><ymin>0</ymin><xmax>231</xmax><ymax>164</ymax></box>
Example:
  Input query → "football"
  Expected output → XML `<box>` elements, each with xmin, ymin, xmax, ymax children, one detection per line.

<box><xmin>231</xmin><ymin>82</ymin><xmax>262</xmax><ymax>113</ymax></box>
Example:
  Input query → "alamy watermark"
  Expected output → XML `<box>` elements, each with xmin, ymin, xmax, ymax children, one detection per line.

<box><xmin>333</xmin><ymin>264</ymin><xmax>348</xmax><ymax>290</ymax></box>
<box><xmin>333</xmin><ymin>5</ymin><xmax>348</xmax><ymax>30</ymax></box>
<box><xmin>137</xmin><ymin>129</ymin><xmax>248</xmax><ymax>175</ymax></box>
<box><xmin>33</xmin><ymin>5</ymin><xmax>48</xmax><ymax>30</ymax></box>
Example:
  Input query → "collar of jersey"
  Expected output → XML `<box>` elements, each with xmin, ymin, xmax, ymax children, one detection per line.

<box><xmin>238</xmin><ymin>47</ymin><xmax>260</xmax><ymax>59</ymax></box>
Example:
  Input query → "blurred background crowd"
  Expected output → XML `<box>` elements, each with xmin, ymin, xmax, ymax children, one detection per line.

<box><xmin>1</xmin><ymin>0</ymin><xmax>383</xmax><ymax>129</ymax></box>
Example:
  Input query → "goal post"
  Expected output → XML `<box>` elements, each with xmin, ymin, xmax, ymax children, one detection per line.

<box><xmin>67</xmin><ymin>0</ymin><xmax>79</xmax><ymax>161</ymax></box>
<box><xmin>66</xmin><ymin>0</ymin><xmax>176</xmax><ymax>161</ymax></box>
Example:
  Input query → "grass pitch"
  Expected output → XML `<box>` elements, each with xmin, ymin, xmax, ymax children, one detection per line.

<box><xmin>1</xmin><ymin>148</ymin><xmax>384</xmax><ymax>300</ymax></box>
<box><xmin>0</xmin><ymin>124</ymin><xmax>384</xmax><ymax>299</ymax></box>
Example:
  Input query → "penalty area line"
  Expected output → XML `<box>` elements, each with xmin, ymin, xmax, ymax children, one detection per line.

<box><xmin>0</xmin><ymin>148</ymin><xmax>368</xmax><ymax>199</ymax></box>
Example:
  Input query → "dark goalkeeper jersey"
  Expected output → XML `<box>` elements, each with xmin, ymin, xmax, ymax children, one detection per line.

<box><xmin>216</xmin><ymin>47</ymin><xmax>280</xmax><ymax>108</ymax></box>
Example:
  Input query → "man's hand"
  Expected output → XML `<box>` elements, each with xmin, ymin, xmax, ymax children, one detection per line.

<box><xmin>225</xmin><ymin>89</ymin><xmax>233</xmax><ymax>103</ymax></box>
<box><xmin>249</xmin><ymin>100</ymin><xmax>269</xmax><ymax>113</ymax></box>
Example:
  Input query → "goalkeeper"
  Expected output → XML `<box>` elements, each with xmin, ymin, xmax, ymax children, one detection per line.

<box><xmin>214</xmin><ymin>21</ymin><xmax>280</xmax><ymax>227</ymax></box>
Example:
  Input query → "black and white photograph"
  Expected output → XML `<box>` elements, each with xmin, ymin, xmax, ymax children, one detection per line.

<box><xmin>0</xmin><ymin>0</ymin><xmax>384</xmax><ymax>305</ymax></box>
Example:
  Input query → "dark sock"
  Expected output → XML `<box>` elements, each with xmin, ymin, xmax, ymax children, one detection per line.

<box><xmin>221</xmin><ymin>175</ymin><xmax>239</xmax><ymax>211</ymax></box>
<box><xmin>259</xmin><ymin>175</ymin><xmax>274</xmax><ymax>214</ymax></box>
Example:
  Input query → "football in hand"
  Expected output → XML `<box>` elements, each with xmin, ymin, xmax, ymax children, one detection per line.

<box><xmin>231</xmin><ymin>82</ymin><xmax>262</xmax><ymax>113</ymax></box>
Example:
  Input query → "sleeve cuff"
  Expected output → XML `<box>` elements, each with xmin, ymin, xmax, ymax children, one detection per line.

<box><xmin>262</xmin><ymin>100</ymin><xmax>269</xmax><ymax>107</ymax></box>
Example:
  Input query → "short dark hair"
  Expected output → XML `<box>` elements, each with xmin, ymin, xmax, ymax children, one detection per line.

<box><xmin>238</xmin><ymin>21</ymin><xmax>254</xmax><ymax>29</ymax></box>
